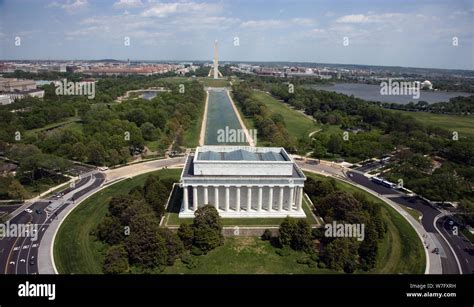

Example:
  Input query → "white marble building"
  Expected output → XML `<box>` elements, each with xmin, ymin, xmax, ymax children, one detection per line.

<box><xmin>179</xmin><ymin>146</ymin><xmax>306</xmax><ymax>218</ymax></box>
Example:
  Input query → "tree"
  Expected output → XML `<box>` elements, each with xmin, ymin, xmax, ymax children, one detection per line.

<box><xmin>322</xmin><ymin>238</ymin><xmax>358</xmax><ymax>273</ymax></box>
<box><xmin>177</xmin><ymin>223</ymin><xmax>194</xmax><ymax>249</ymax></box>
<box><xmin>157</xmin><ymin>228</ymin><xmax>184</xmax><ymax>265</ymax></box>
<box><xmin>278</xmin><ymin>217</ymin><xmax>312</xmax><ymax>251</ymax></box>
<box><xmin>96</xmin><ymin>216</ymin><xmax>124</xmax><ymax>245</ymax></box>
<box><xmin>103</xmin><ymin>245</ymin><xmax>129</xmax><ymax>274</ymax></box>
<box><xmin>144</xmin><ymin>175</ymin><xmax>169</xmax><ymax>218</ymax></box>
<box><xmin>140</xmin><ymin>122</ymin><xmax>157</xmax><ymax>141</ymax></box>
<box><xmin>261</xmin><ymin>229</ymin><xmax>272</xmax><ymax>241</ymax></box>
<box><xmin>327</xmin><ymin>134</ymin><xmax>343</xmax><ymax>154</ymax></box>
<box><xmin>87</xmin><ymin>141</ymin><xmax>107</xmax><ymax>165</ymax></box>
<box><xmin>317</xmin><ymin>191</ymin><xmax>362</xmax><ymax>222</ymax></box>
<box><xmin>192</xmin><ymin>205</ymin><xmax>223</xmax><ymax>252</ymax></box>
<box><xmin>292</xmin><ymin>219</ymin><xmax>312</xmax><ymax>251</ymax></box>
<box><xmin>279</xmin><ymin>217</ymin><xmax>297</xmax><ymax>247</ymax></box>
<box><xmin>8</xmin><ymin>180</ymin><xmax>28</xmax><ymax>200</ymax></box>
<box><xmin>125</xmin><ymin>212</ymin><xmax>167</xmax><ymax>268</ymax></box>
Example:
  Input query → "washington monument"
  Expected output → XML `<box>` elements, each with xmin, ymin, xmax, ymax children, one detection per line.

<box><xmin>208</xmin><ymin>40</ymin><xmax>222</xmax><ymax>79</ymax></box>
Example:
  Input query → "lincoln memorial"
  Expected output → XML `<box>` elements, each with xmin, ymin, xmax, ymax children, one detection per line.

<box><xmin>179</xmin><ymin>146</ymin><xmax>306</xmax><ymax>218</ymax></box>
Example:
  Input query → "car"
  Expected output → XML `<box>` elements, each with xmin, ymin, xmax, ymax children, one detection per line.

<box><xmin>433</xmin><ymin>247</ymin><xmax>440</xmax><ymax>255</ymax></box>
<box><xmin>448</xmin><ymin>220</ymin><xmax>454</xmax><ymax>226</ymax></box>
<box><xmin>35</xmin><ymin>209</ymin><xmax>42</xmax><ymax>215</ymax></box>
<box><xmin>30</xmin><ymin>256</ymin><xmax>36</xmax><ymax>265</ymax></box>
<box><xmin>24</xmin><ymin>208</ymin><xmax>33</xmax><ymax>214</ymax></box>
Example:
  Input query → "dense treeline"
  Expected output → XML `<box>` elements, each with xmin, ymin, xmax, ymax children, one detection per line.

<box><xmin>95</xmin><ymin>176</ymin><xmax>223</xmax><ymax>273</ymax></box>
<box><xmin>232</xmin><ymin>83</ymin><xmax>294</xmax><ymax>149</ymax></box>
<box><xmin>268</xmin><ymin>83</ymin><xmax>474</xmax><ymax>202</ymax></box>
<box><xmin>0</xmin><ymin>78</ymin><xmax>205</xmax><ymax>167</ymax></box>
<box><xmin>380</xmin><ymin>95</ymin><xmax>474</xmax><ymax>114</ymax></box>
<box><xmin>303</xmin><ymin>177</ymin><xmax>386</xmax><ymax>272</ymax></box>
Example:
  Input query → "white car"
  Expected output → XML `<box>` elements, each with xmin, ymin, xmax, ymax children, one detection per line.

<box><xmin>24</xmin><ymin>208</ymin><xmax>33</xmax><ymax>214</ymax></box>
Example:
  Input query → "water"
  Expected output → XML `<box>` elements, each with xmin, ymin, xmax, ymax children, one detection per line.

<box><xmin>204</xmin><ymin>89</ymin><xmax>248</xmax><ymax>145</ymax></box>
<box><xmin>140</xmin><ymin>91</ymin><xmax>158</xmax><ymax>100</ymax></box>
<box><xmin>307</xmin><ymin>83</ymin><xmax>472</xmax><ymax>104</ymax></box>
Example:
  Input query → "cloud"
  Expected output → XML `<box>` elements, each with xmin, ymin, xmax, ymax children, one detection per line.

<box><xmin>47</xmin><ymin>0</ymin><xmax>89</xmax><ymax>13</ymax></box>
<box><xmin>113</xmin><ymin>0</ymin><xmax>144</xmax><ymax>9</ymax></box>
<box><xmin>336</xmin><ymin>13</ymin><xmax>406</xmax><ymax>24</ymax></box>
<box><xmin>241</xmin><ymin>18</ymin><xmax>317</xmax><ymax>29</ymax></box>
<box><xmin>141</xmin><ymin>1</ymin><xmax>222</xmax><ymax>18</ymax></box>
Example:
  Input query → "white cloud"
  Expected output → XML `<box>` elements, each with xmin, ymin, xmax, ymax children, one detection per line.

<box><xmin>48</xmin><ymin>0</ymin><xmax>89</xmax><ymax>13</ymax></box>
<box><xmin>141</xmin><ymin>1</ymin><xmax>222</xmax><ymax>18</ymax></box>
<box><xmin>241</xmin><ymin>18</ymin><xmax>317</xmax><ymax>29</ymax></box>
<box><xmin>336</xmin><ymin>13</ymin><xmax>406</xmax><ymax>24</ymax></box>
<box><xmin>113</xmin><ymin>0</ymin><xmax>143</xmax><ymax>9</ymax></box>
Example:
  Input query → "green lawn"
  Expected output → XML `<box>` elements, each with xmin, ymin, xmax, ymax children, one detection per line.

<box><xmin>387</xmin><ymin>110</ymin><xmax>474</xmax><ymax>138</ymax></box>
<box><xmin>183</xmin><ymin>93</ymin><xmax>205</xmax><ymax>148</ymax></box>
<box><xmin>54</xmin><ymin>168</ymin><xmax>181</xmax><ymax>274</ymax></box>
<box><xmin>162</xmin><ymin>236</ymin><xmax>336</xmax><ymax>274</ymax></box>
<box><xmin>304</xmin><ymin>172</ymin><xmax>425</xmax><ymax>274</ymax></box>
<box><xmin>251</xmin><ymin>91</ymin><xmax>317</xmax><ymax>140</ymax></box>
<box><xmin>198</xmin><ymin>77</ymin><xmax>230</xmax><ymax>87</ymax></box>
<box><xmin>54</xmin><ymin>167</ymin><xmax>424</xmax><ymax>274</ymax></box>
<box><xmin>25</xmin><ymin>116</ymin><xmax>81</xmax><ymax>135</ymax></box>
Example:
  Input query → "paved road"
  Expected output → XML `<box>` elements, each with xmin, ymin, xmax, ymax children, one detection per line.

<box><xmin>346</xmin><ymin>170</ymin><xmax>463</xmax><ymax>274</ymax></box>
<box><xmin>0</xmin><ymin>172</ymin><xmax>105</xmax><ymax>275</ymax></box>
<box><xmin>437</xmin><ymin>215</ymin><xmax>474</xmax><ymax>274</ymax></box>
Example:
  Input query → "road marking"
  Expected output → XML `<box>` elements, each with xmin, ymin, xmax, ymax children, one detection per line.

<box><xmin>4</xmin><ymin>214</ymin><xmax>32</xmax><ymax>274</ymax></box>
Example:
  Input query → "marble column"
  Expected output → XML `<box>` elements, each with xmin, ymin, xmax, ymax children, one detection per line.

<box><xmin>204</xmin><ymin>186</ymin><xmax>208</xmax><ymax>204</ymax></box>
<box><xmin>236</xmin><ymin>187</ymin><xmax>241</xmax><ymax>212</ymax></box>
<box><xmin>214</xmin><ymin>186</ymin><xmax>219</xmax><ymax>210</ymax></box>
<box><xmin>225</xmin><ymin>186</ymin><xmax>230</xmax><ymax>211</ymax></box>
<box><xmin>288</xmin><ymin>186</ymin><xmax>294</xmax><ymax>211</ymax></box>
<box><xmin>247</xmin><ymin>186</ymin><xmax>252</xmax><ymax>211</ymax></box>
<box><xmin>268</xmin><ymin>187</ymin><xmax>273</xmax><ymax>211</ymax></box>
<box><xmin>193</xmin><ymin>186</ymin><xmax>198</xmax><ymax>211</ymax></box>
<box><xmin>297</xmin><ymin>187</ymin><xmax>303</xmax><ymax>211</ymax></box>
<box><xmin>279</xmin><ymin>186</ymin><xmax>284</xmax><ymax>212</ymax></box>
<box><xmin>257</xmin><ymin>187</ymin><xmax>263</xmax><ymax>212</ymax></box>
<box><xmin>183</xmin><ymin>186</ymin><xmax>188</xmax><ymax>211</ymax></box>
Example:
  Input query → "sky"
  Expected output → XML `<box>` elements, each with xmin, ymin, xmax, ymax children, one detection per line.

<box><xmin>0</xmin><ymin>0</ymin><xmax>473</xmax><ymax>70</ymax></box>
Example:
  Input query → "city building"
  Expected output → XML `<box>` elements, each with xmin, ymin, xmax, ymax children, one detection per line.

<box><xmin>179</xmin><ymin>146</ymin><xmax>306</xmax><ymax>218</ymax></box>
<box><xmin>0</xmin><ymin>77</ymin><xmax>45</xmax><ymax>104</ymax></box>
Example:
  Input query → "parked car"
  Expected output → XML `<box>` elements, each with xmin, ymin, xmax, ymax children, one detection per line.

<box><xmin>24</xmin><ymin>208</ymin><xmax>33</xmax><ymax>214</ymax></box>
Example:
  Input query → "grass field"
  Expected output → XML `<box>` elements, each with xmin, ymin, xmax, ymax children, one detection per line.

<box><xmin>305</xmin><ymin>173</ymin><xmax>425</xmax><ymax>274</ymax></box>
<box><xmin>387</xmin><ymin>110</ymin><xmax>474</xmax><ymax>138</ymax></box>
<box><xmin>54</xmin><ymin>165</ymin><xmax>424</xmax><ymax>274</ymax></box>
<box><xmin>25</xmin><ymin>116</ymin><xmax>82</xmax><ymax>138</ymax></box>
<box><xmin>162</xmin><ymin>236</ymin><xmax>336</xmax><ymax>274</ymax></box>
<box><xmin>251</xmin><ymin>91</ymin><xmax>317</xmax><ymax>139</ymax></box>
<box><xmin>198</xmin><ymin>77</ymin><xmax>230</xmax><ymax>87</ymax></box>
<box><xmin>183</xmin><ymin>92</ymin><xmax>205</xmax><ymax>147</ymax></box>
<box><xmin>54</xmin><ymin>168</ymin><xmax>181</xmax><ymax>274</ymax></box>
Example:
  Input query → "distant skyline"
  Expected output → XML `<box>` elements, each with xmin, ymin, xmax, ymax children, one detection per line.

<box><xmin>0</xmin><ymin>0</ymin><xmax>473</xmax><ymax>70</ymax></box>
